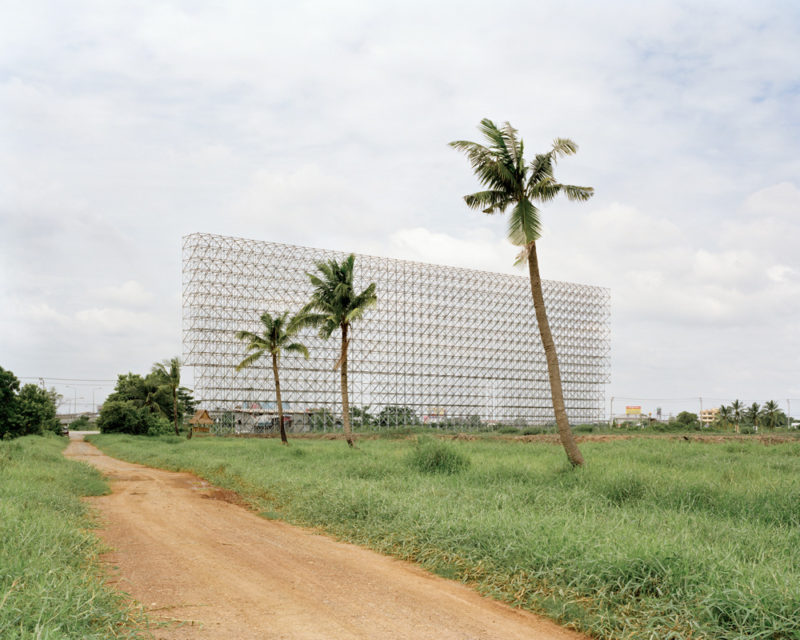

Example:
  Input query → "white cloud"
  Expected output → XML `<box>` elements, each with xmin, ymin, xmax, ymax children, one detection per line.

<box><xmin>1</xmin><ymin>1</ymin><xmax>799</xmax><ymax>406</ymax></box>
<box><xmin>94</xmin><ymin>280</ymin><xmax>154</xmax><ymax>308</ymax></box>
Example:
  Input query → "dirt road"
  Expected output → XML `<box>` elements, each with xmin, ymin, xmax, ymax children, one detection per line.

<box><xmin>65</xmin><ymin>436</ymin><xmax>586</xmax><ymax>640</ymax></box>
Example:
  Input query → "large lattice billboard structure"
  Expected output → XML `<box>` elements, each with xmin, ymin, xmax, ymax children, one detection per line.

<box><xmin>182</xmin><ymin>233</ymin><xmax>610</xmax><ymax>426</ymax></box>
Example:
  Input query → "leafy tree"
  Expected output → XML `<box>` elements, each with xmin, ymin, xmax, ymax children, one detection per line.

<box><xmin>236</xmin><ymin>311</ymin><xmax>309</xmax><ymax>445</ymax></box>
<box><xmin>16</xmin><ymin>384</ymin><xmax>61</xmax><ymax>435</ymax></box>
<box><xmin>152</xmin><ymin>357</ymin><xmax>183</xmax><ymax>436</ymax></box>
<box><xmin>351</xmin><ymin>405</ymin><xmax>375</xmax><ymax>428</ymax></box>
<box><xmin>451</xmin><ymin>119</ymin><xmax>593</xmax><ymax>466</ymax></box>
<box><xmin>674</xmin><ymin>411</ymin><xmax>699</xmax><ymax>429</ymax></box>
<box><xmin>0</xmin><ymin>369</ymin><xmax>61</xmax><ymax>439</ymax></box>
<box><xmin>300</xmin><ymin>255</ymin><xmax>377</xmax><ymax>447</ymax></box>
<box><xmin>0</xmin><ymin>366</ymin><xmax>20</xmax><ymax>438</ymax></box>
<box><xmin>378</xmin><ymin>405</ymin><xmax>420</xmax><ymax>427</ymax></box>
<box><xmin>104</xmin><ymin>370</ymin><xmax>196</xmax><ymax>429</ymax></box>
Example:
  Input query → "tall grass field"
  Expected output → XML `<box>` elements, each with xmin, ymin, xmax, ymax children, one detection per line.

<box><xmin>90</xmin><ymin>434</ymin><xmax>800</xmax><ymax>639</ymax></box>
<box><xmin>0</xmin><ymin>435</ymin><xmax>144</xmax><ymax>639</ymax></box>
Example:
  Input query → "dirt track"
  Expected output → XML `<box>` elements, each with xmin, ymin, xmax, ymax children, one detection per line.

<box><xmin>65</xmin><ymin>435</ymin><xmax>586</xmax><ymax>640</ymax></box>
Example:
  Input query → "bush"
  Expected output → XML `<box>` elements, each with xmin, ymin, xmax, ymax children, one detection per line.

<box><xmin>407</xmin><ymin>437</ymin><xmax>470</xmax><ymax>474</ymax></box>
<box><xmin>497</xmin><ymin>425</ymin><xmax>519</xmax><ymax>434</ymax></box>
<box><xmin>147</xmin><ymin>415</ymin><xmax>174</xmax><ymax>436</ymax></box>
<box><xmin>97</xmin><ymin>400</ymin><xmax>166</xmax><ymax>435</ymax></box>
<box><xmin>69</xmin><ymin>415</ymin><xmax>91</xmax><ymax>430</ymax></box>
<box><xmin>522</xmin><ymin>427</ymin><xmax>544</xmax><ymax>435</ymax></box>
<box><xmin>378</xmin><ymin>405</ymin><xmax>420</xmax><ymax>427</ymax></box>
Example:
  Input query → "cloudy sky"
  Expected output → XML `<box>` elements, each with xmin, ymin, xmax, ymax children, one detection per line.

<box><xmin>2</xmin><ymin>1</ymin><xmax>799</xmax><ymax>417</ymax></box>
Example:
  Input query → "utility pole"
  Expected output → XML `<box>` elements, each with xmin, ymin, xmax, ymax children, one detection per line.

<box><xmin>788</xmin><ymin>399</ymin><xmax>792</xmax><ymax>429</ymax></box>
<box><xmin>609</xmin><ymin>396</ymin><xmax>614</xmax><ymax>428</ymax></box>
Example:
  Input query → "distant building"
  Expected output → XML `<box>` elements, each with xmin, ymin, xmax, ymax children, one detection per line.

<box><xmin>699</xmin><ymin>407</ymin><xmax>719</xmax><ymax>424</ymax></box>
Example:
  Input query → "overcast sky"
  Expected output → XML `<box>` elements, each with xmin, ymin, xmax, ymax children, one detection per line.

<box><xmin>2</xmin><ymin>1</ymin><xmax>799</xmax><ymax>417</ymax></box>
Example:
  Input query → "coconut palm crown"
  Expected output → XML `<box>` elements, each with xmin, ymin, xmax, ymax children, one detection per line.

<box><xmin>451</xmin><ymin>118</ymin><xmax>594</xmax><ymax>466</ymax></box>
<box><xmin>236</xmin><ymin>310</ymin><xmax>309</xmax><ymax>445</ymax></box>
<box><xmin>152</xmin><ymin>357</ymin><xmax>182</xmax><ymax>436</ymax></box>
<box><xmin>300</xmin><ymin>254</ymin><xmax>377</xmax><ymax>447</ymax></box>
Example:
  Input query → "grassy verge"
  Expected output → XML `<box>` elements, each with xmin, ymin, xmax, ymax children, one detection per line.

<box><xmin>90</xmin><ymin>433</ymin><xmax>800</xmax><ymax>639</ymax></box>
<box><xmin>0</xmin><ymin>435</ymin><xmax>145</xmax><ymax>639</ymax></box>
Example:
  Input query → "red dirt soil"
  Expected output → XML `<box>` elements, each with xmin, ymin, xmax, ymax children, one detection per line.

<box><xmin>65</xmin><ymin>436</ymin><xmax>587</xmax><ymax>640</ymax></box>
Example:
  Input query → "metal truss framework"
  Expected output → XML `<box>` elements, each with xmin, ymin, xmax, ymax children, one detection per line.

<box><xmin>182</xmin><ymin>233</ymin><xmax>610</xmax><ymax>425</ymax></box>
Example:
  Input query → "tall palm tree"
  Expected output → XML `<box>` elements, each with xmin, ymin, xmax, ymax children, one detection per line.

<box><xmin>236</xmin><ymin>311</ymin><xmax>309</xmax><ymax>445</ymax></box>
<box><xmin>451</xmin><ymin>119</ymin><xmax>593</xmax><ymax>466</ymax></box>
<box><xmin>300</xmin><ymin>255</ymin><xmax>377</xmax><ymax>448</ymax></box>
<box><xmin>152</xmin><ymin>357</ymin><xmax>182</xmax><ymax>436</ymax></box>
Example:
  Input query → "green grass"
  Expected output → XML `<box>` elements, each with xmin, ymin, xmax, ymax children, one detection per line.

<box><xmin>89</xmin><ymin>433</ymin><xmax>800</xmax><ymax>639</ymax></box>
<box><xmin>0</xmin><ymin>435</ymin><xmax>145</xmax><ymax>639</ymax></box>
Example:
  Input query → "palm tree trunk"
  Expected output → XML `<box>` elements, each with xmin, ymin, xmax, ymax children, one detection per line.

<box><xmin>272</xmin><ymin>353</ymin><xmax>288</xmax><ymax>445</ymax></box>
<box><xmin>527</xmin><ymin>243</ymin><xmax>584</xmax><ymax>467</ymax></box>
<box><xmin>172</xmin><ymin>386</ymin><xmax>179</xmax><ymax>436</ymax></box>
<box><xmin>340</xmin><ymin>323</ymin><xmax>355</xmax><ymax>447</ymax></box>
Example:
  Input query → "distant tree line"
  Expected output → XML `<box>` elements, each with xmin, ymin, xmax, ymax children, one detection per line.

<box><xmin>0</xmin><ymin>366</ymin><xmax>62</xmax><ymax>439</ymax></box>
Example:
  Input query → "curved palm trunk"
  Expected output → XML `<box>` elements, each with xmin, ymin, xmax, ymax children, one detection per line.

<box><xmin>340</xmin><ymin>324</ymin><xmax>355</xmax><ymax>447</ymax></box>
<box><xmin>272</xmin><ymin>352</ymin><xmax>288</xmax><ymax>445</ymax></box>
<box><xmin>172</xmin><ymin>385</ymin><xmax>179</xmax><ymax>436</ymax></box>
<box><xmin>527</xmin><ymin>243</ymin><xmax>584</xmax><ymax>467</ymax></box>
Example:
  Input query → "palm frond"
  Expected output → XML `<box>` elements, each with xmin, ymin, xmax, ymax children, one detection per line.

<box><xmin>463</xmin><ymin>189</ymin><xmax>512</xmax><ymax>214</ymax></box>
<box><xmin>236</xmin><ymin>349</ymin><xmax>265</xmax><ymax>370</ymax></box>
<box><xmin>507</xmin><ymin>198</ymin><xmax>541</xmax><ymax>245</ymax></box>
<box><xmin>284</xmin><ymin>342</ymin><xmax>310</xmax><ymax>359</ymax></box>
<box><xmin>551</xmin><ymin>137</ymin><xmax>578</xmax><ymax>158</ymax></box>
<box><xmin>561</xmin><ymin>184</ymin><xmax>594</xmax><ymax>201</ymax></box>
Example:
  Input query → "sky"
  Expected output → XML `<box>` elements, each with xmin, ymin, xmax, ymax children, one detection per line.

<box><xmin>1</xmin><ymin>1</ymin><xmax>799</xmax><ymax>418</ymax></box>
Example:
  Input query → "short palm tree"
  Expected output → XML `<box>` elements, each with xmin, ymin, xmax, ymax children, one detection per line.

<box><xmin>300</xmin><ymin>255</ymin><xmax>377</xmax><ymax>447</ymax></box>
<box><xmin>731</xmin><ymin>399</ymin><xmax>744</xmax><ymax>434</ymax></box>
<box><xmin>451</xmin><ymin>119</ymin><xmax>593</xmax><ymax>466</ymax></box>
<box><xmin>762</xmin><ymin>400</ymin><xmax>781</xmax><ymax>430</ymax></box>
<box><xmin>717</xmin><ymin>404</ymin><xmax>733</xmax><ymax>430</ymax></box>
<box><xmin>235</xmin><ymin>311</ymin><xmax>309</xmax><ymax>445</ymax></box>
<box><xmin>745</xmin><ymin>402</ymin><xmax>761</xmax><ymax>432</ymax></box>
<box><xmin>152</xmin><ymin>357</ymin><xmax>182</xmax><ymax>436</ymax></box>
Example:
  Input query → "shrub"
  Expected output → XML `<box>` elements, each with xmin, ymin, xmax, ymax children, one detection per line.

<box><xmin>378</xmin><ymin>405</ymin><xmax>419</xmax><ymax>427</ymax></box>
<box><xmin>69</xmin><ymin>415</ymin><xmax>91</xmax><ymax>430</ymax></box>
<box><xmin>407</xmin><ymin>437</ymin><xmax>470</xmax><ymax>474</ymax></box>
<box><xmin>497</xmin><ymin>425</ymin><xmax>519</xmax><ymax>434</ymax></box>
<box><xmin>97</xmin><ymin>400</ymin><xmax>166</xmax><ymax>435</ymax></box>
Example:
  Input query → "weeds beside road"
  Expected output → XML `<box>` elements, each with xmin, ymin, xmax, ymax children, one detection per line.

<box><xmin>0</xmin><ymin>435</ymin><xmax>144</xmax><ymax>639</ymax></box>
<box><xmin>90</xmin><ymin>433</ymin><xmax>800</xmax><ymax>640</ymax></box>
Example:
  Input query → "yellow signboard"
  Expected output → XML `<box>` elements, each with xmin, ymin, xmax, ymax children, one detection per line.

<box><xmin>625</xmin><ymin>405</ymin><xmax>642</xmax><ymax>415</ymax></box>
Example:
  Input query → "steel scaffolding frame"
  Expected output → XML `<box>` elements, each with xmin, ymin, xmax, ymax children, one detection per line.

<box><xmin>182</xmin><ymin>233</ymin><xmax>610</xmax><ymax>425</ymax></box>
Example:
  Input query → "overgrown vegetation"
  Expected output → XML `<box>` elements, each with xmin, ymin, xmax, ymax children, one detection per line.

<box><xmin>0</xmin><ymin>365</ymin><xmax>62</xmax><ymax>439</ymax></box>
<box><xmin>90</xmin><ymin>434</ymin><xmax>800</xmax><ymax>639</ymax></box>
<box><xmin>0</xmin><ymin>435</ymin><xmax>144</xmax><ymax>638</ymax></box>
<box><xmin>406</xmin><ymin>436</ymin><xmax>470</xmax><ymax>473</ymax></box>
<box><xmin>97</xmin><ymin>361</ymin><xmax>195</xmax><ymax>435</ymax></box>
